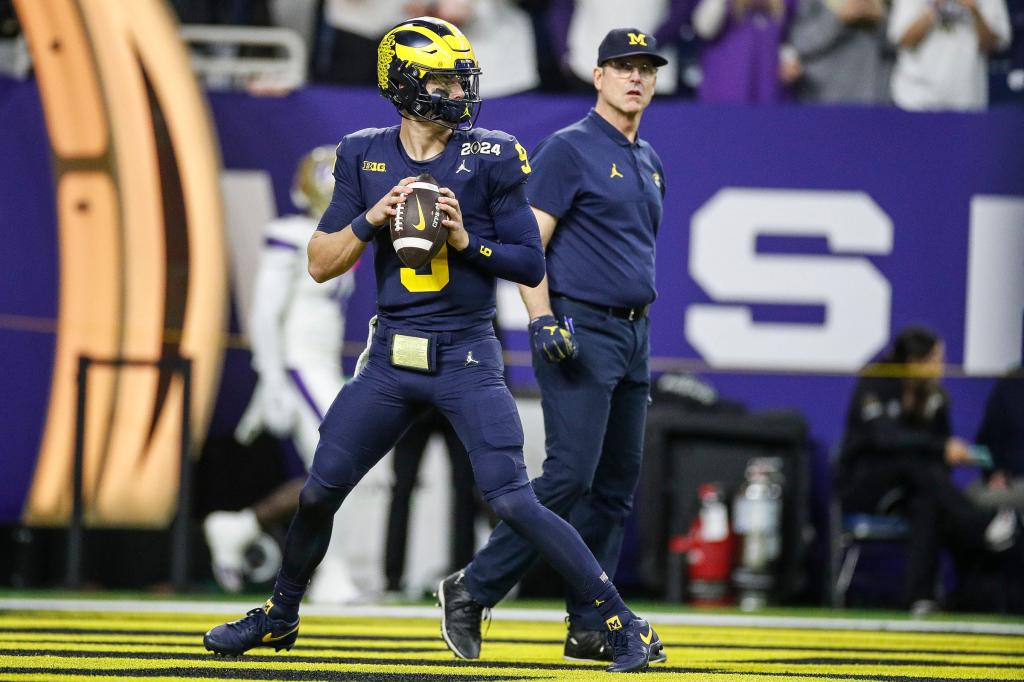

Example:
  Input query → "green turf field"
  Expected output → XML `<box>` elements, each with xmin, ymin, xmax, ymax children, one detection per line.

<box><xmin>0</xmin><ymin>599</ymin><xmax>1021</xmax><ymax>681</ymax></box>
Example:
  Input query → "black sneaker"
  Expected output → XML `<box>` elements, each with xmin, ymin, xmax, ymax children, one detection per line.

<box><xmin>606</xmin><ymin>617</ymin><xmax>658</xmax><ymax>673</ymax></box>
<box><xmin>436</xmin><ymin>570</ymin><xmax>485</xmax><ymax>659</ymax></box>
<box><xmin>203</xmin><ymin>599</ymin><xmax>299</xmax><ymax>656</ymax></box>
<box><xmin>565</xmin><ymin>618</ymin><xmax>667</xmax><ymax>664</ymax></box>
<box><xmin>564</xmin><ymin>618</ymin><xmax>611</xmax><ymax>661</ymax></box>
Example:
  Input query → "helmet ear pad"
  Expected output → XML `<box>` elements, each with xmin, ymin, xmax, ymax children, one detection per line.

<box><xmin>391</xmin><ymin>60</ymin><xmax>425</xmax><ymax>112</ymax></box>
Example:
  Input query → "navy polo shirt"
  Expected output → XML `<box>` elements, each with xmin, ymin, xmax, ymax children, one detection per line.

<box><xmin>527</xmin><ymin>109</ymin><xmax>665</xmax><ymax>309</ymax></box>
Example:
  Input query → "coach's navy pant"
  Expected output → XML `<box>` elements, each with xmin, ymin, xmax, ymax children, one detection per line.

<box><xmin>465</xmin><ymin>297</ymin><xmax>650</xmax><ymax>629</ymax></box>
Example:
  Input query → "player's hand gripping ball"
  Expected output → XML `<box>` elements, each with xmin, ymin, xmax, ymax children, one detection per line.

<box><xmin>389</xmin><ymin>173</ymin><xmax>447</xmax><ymax>269</ymax></box>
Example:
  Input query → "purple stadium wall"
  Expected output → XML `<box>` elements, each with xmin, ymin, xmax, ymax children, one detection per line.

<box><xmin>2</xmin><ymin>77</ymin><xmax>1023</xmax><ymax>526</ymax></box>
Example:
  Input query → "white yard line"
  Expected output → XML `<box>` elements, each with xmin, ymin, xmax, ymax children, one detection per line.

<box><xmin>1</xmin><ymin>597</ymin><xmax>1022</xmax><ymax>636</ymax></box>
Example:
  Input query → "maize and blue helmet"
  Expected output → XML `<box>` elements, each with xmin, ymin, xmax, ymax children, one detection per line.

<box><xmin>377</xmin><ymin>17</ymin><xmax>482</xmax><ymax>131</ymax></box>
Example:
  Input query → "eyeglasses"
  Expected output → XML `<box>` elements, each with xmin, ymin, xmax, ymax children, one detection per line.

<box><xmin>605</xmin><ymin>59</ymin><xmax>658</xmax><ymax>79</ymax></box>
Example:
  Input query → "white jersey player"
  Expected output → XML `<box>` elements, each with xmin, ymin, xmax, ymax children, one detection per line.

<box><xmin>204</xmin><ymin>146</ymin><xmax>360</xmax><ymax>603</ymax></box>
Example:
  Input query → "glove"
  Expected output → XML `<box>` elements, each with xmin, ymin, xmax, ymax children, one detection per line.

<box><xmin>259</xmin><ymin>379</ymin><xmax>297</xmax><ymax>437</ymax></box>
<box><xmin>529</xmin><ymin>314</ymin><xmax>578</xmax><ymax>363</ymax></box>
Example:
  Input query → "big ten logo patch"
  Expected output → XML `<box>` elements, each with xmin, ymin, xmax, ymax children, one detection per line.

<box><xmin>362</xmin><ymin>161</ymin><xmax>387</xmax><ymax>172</ymax></box>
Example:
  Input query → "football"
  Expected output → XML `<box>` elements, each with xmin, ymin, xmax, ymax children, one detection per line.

<box><xmin>389</xmin><ymin>173</ymin><xmax>447</xmax><ymax>270</ymax></box>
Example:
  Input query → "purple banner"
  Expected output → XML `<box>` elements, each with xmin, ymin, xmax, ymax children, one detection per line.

<box><xmin>2</xmin><ymin>77</ymin><xmax>1022</xmax><ymax>523</ymax></box>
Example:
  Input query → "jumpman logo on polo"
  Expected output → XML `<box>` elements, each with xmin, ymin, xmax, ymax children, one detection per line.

<box><xmin>610</xmin><ymin>163</ymin><xmax>624</xmax><ymax>179</ymax></box>
<box><xmin>457</xmin><ymin>160</ymin><xmax>472</xmax><ymax>174</ymax></box>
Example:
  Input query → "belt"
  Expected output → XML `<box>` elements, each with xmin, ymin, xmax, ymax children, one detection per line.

<box><xmin>556</xmin><ymin>296</ymin><xmax>649</xmax><ymax>321</ymax></box>
<box><xmin>373</xmin><ymin>319</ymin><xmax>493</xmax><ymax>345</ymax></box>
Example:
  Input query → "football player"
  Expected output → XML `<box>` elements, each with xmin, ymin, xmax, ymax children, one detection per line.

<box><xmin>202</xmin><ymin>16</ymin><xmax>658</xmax><ymax>673</ymax></box>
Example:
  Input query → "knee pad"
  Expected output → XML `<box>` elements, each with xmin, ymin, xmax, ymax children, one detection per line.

<box><xmin>470</xmin><ymin>446</ymin><xmax>530</xmax><ymax>501</ymax></box>
<box><xmin>309</xmin><ymin>435</ymin><xmax>382</xmax><ymax>492</ymax></box>
<box><xmin>298</xmin><ymin>477</ymin><xmax>347</xmax><ymax>521</ymax></box>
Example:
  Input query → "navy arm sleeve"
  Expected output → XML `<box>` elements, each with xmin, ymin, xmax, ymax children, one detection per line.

<box><xmin>316</xmin><ymin>138</ymin><xmax>365</xmax><ymax>234</ymax></box>
<box><xmin>462</xmin><ymin>182</ymin><xmax>545</xmax><ymax>286</ymax></box>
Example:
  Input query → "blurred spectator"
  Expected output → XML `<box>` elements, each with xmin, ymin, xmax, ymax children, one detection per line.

<box><xmin>988</xmin><ymin>0</ymin><xmax>1024</xmax><ymax>103</ymax></box>
<box><xmin>411</xmin><ymin>0</ymin><xmax>540</xmax><ymax>97</ymax></box>
<box><xmin>968</xmin><ymin>368</ymin><xmax>1024</xmax><ymax>512</ymax></box>
<box><xmin>691</xmin><ymin>0</ymin><xmax>797</xmax><ymax>103</ymax></box>
<box><xmin>888</xmin><ymin>0</ymin><xmax>1012</xmax><ymax>111</ymax></box>
<box><xmin>313</xmin><ymin>0</ymin><xmax>408</xmax><ymax>85</ymax></box>
<box><xmin>0</xmin><ymin>1</ymin><xmax>27</xmax><ymax>79</ymax></box>
<box><xmin>652</xmin><ymin>0</ymin><xmax>705</xmax><ymax>95</ymax></box>
<box><xmin>521</xmin><ymin>0</ymin><xmax>573</xmax><ymax>90</ymax></box>
<box><xmin>836</xmin><ymin>326</ymin><xmax>1017</xmax><ymax>614</ymax></box>
<box><xmin>312</xmin><ymin>1</ymin><xmax>537</xmax><ymax>95</ymax></box>
<box><xmin>384</xmin><ymin>409</ymin><xmax>485</xmax><ymax>595</ymax></box>
<box><xmin>559</xmin><ymin>0</ymin><xmax>680</xmax><ymax>93</ymax></box>
<box><xmin>788</xmin><ymin>0</ymin><xmax>892</xmax><ymax>104</ymax></box>
<box><xmin>170</xmin><ymin>0</ymin><xmax>273</xmax><ymax>26</ymax></box>
<box><xmin>268</xmin><ymin>0</ymin><xmax>320</xmax><ymax>49</ymax></box>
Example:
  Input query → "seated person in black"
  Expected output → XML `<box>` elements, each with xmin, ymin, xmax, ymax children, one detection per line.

<box><xmin>969</xmin><ymin>368</ymin><xmax>1024</xmax><ymax>512</ymax></box>
<box><xmin>836</xmin><ymin>326</ymin><xmax>1017</xmax><ymax>613</ymax></box>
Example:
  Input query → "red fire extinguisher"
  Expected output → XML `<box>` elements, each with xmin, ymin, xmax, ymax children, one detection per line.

<box><xmin>670</xmin><ymin>483</ymin><xmax>735</xmax><ymax>606</ymax></box>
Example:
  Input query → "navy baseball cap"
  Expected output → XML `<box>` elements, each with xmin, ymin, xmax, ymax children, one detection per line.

<box><xmin>597</xmin><ymin>28</ymin><xmax>668</xmax><ymax>67</ymax></box>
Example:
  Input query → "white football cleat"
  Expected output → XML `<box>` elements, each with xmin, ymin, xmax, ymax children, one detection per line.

<box><xmin>204</xmin><ymin>509</ymin><xmax>261</xmax><ymax>593</ymax></box>
<box><xmin>308</xmin><ymin>556</ymin><xmax>362</xmax><ymax>605</ymax></box>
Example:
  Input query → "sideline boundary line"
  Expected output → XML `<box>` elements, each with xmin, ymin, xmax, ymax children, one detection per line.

<box><xmin>2</xmin><ymin>598</ymin><xmax>1022</xmax><ymax>636</ymax></box>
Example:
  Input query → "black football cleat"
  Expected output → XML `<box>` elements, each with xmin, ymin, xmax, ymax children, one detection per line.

<box><xmin>606</xmin><ymin>617</ymin><xmax>658</xmax><ymax>673</ymax></box>
<box><xmin>436</xmin><ymin>570</ymin><xmax>485</xmax><ymax>659</ymax></box>
<box><xmin>564</xmin><ymin>617</ymin><xmax>667</xmax><ymax>664</ymax></box>
<box><xmin>203</xmin><ymin>600</ymin><xmax>299</xmax><ymax>656</ymax></box>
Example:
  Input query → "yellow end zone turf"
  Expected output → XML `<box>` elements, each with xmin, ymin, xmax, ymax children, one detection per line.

<box><xmin>0</xmin><ymin>608</ymin><xmax>1021</xmax><ymax>681</ymax></box>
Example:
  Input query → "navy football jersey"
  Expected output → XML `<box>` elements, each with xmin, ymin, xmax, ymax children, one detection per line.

<box><xmin>319</xmin><ymin>126</ymin><xmax>536</xmax><ymax>330</ymax></box>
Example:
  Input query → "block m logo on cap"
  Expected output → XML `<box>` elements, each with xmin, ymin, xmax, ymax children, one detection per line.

<box><xmin>627</xmin><ymin>32</ymin><xmax>647</xmax><ymax>46</ymax></box>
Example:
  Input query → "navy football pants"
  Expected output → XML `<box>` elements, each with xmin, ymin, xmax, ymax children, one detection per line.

<box><xmin>288</xmin><ymin>321</ymin><xmax>616</xmax><ymax>605</ymax></box>
<box><xmin>466</xmin><ymin>298</ymin><xmax>650</xmax><ymax>629</ymax></box>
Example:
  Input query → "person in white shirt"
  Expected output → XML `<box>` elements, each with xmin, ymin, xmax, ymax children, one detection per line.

<box><xmin>403</xmin><ymin>0</ymin><xmax>540</xmax><ymax>97</ymax></box>
<box><xmin>888</xmin><ymin>0</ymin><xmax>1012</xmax><ymax>111</ymax></box>
<box><xmin>565</xmin><ymin>0</ymin><xmax>678</xmax><ymax>94</ymax></box>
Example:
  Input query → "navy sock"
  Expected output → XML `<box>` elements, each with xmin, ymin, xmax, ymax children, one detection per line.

<box><xmin>592</xmin><ymin>581</ymin><xmax>635</xmax><ymax>631</ymax></box>
<box><xmin>268</xmin><ymin>570</ymin><xmax>305</xmax><ymax>622</ymax></box>
<box><xmin>266</xmin><ymin>478</ymin><xmax>348</xmax><ymax>623</ymax></box>
<box><xmin>486</xmin><ymin>483</ymin><xmax>634</xmax><ymax>629</ymax></box>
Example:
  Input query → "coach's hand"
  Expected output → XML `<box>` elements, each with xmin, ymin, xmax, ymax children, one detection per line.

<box><xmin>529</xmin><ymin>314</ymin><xmax>578</xmax><ymax>363</ymax></box>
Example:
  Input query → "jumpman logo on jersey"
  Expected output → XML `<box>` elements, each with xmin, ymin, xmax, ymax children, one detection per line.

<box><xmin>464</xmin><ymin>350</ymin><xmax>479</xmax><ymax>366</ymax></box>
<box><xmin>610</xmin><ymin>163</ymin><xmax>624</xmax><ymax>179</ymax></box>
<box><xmin>457</xmin><ymin>160</ymin><xmax>472</xmax><ymax>174</ymax></box>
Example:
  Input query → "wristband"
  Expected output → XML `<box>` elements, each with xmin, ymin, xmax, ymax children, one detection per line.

<box><xmin>350</xmin><ymin>212</ymin><xmax>378</xmax><ymax>242</ymax></box>
<box><xmin>462</xmin><ymin>232</ymin><xmax>481</xmax><ymax>258</ymax></box>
